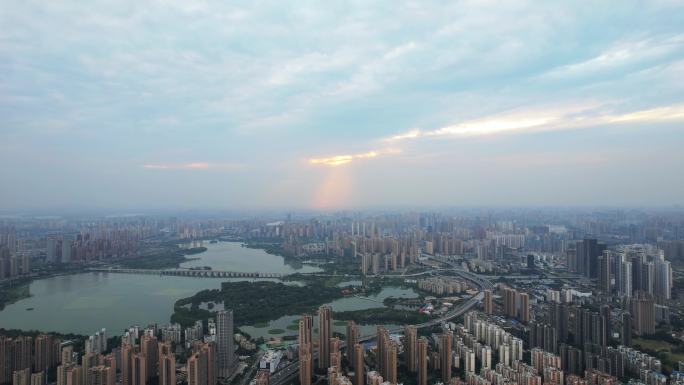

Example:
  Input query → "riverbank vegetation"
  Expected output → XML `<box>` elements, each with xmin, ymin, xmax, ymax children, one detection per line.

<box><xmin>171</xmin><ymin>280</ymin><xmax>343</xmax><ymax>327</ymax></box>
<box><xmin>0</xmin><ymin>281</ymin><xmax>31</xmax><ymax>310</ymax></box>
<box><xmin>117</xmin><ymin>245</ymin><xmax>206</xmax><ymax>269</ymax></box>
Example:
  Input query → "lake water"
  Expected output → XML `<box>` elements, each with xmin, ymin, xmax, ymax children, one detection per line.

<box><xmin>0</xmin><ymin>242</ymin><xmax>318</xmax><ymax>334</ymax></box>
<box><xmin>178</xmin><ymin>241</ymin><xmax>322</xmax><ymax>274</ymax></box>
<box><xmin>240</xmin><ymin>286</ymin><xmax>418</xmax><ymax>340</ymax></box>
<box><xmin>0</xmin><ymin>242</ymin><xmax>415</xmax><ymax>337</ymax></box>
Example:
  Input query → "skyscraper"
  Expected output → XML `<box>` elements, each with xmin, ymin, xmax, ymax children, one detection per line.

<box><xmin>353</xmin><ymin>344</ymin><xmax>364</xmax><ymax>385</ymax></box>
<box><xmin>329</xmin><ymin>338</ymin><xmax>342</xmax><ymax>370</ymax></box>
<box><xmin>417</xmin><ymin>338</ymin><xmax>428</xmax><ymax>385</ymax></box>
<box><xmin>598</xmin><ymin>250</ymin><xmax>612</xmax><ymax>294</ymax></box>
<box><xmin>376</xmin><ymin>327</ymin><xmax>388</xmax><ymax>377</ymax></box>
<box><xmin>298</xmin><ymin>315</ymin><xmax>313</xmax><ymax>385</ymax></box>
<box><xmin>140</xmin><ymin>335</ymin><xmax>158</xmax><ymax>380</ymax></box>
<box><xmin>86</xmin><ymin>366</ymin><xmax>114</xmax><ymax>385</ymax></box>
<box><xmin>61</xmin><ymin>238</ymin><xmax>71</xmax><ymax>263</ymax></box>
<box><xmin>483</xmin><ymin>290</ymin><xmax>493</xmax><ymax>315</ymax></box>
<box><xmin>34</xmin><ymin>335</ymin><xmax>56</xmax><ymax>374</ymax></box>
<box><xmin>216</xmin><ymin>310</ymin><xmax>234</xmax><ymax>378</ymax></box>
<box><xmin>66</xmin><ymin>366</ymin><xmax>83</xmax><ymax>385</ymax></box>
<box><xmin>131</xmin><ymin>353</ymin><xmax>146</xmax><ymax>385</ymax></box>
<box><xmin>187</xmin><ymin>343</ymin><xmax>215</xmax><ymax>385</ymax></box>
<box><xmin>13</xmin><ymin>368</ymin><xmax>30</xmax><ymax>385</ymax></box>
<box><xmin>121</xmin><ymin>344</ymin><xmax>135</xmax><ymax>385</ymax></box>
<box><xmin>346</xmin><ymin>321</ymin><xmax>359</xmax><ymax>369</ymax></box>
<box><xmin>577</xmin><ymin>238</ymin><xmax>606</xmax><ymax>278</ymax></box>
<box><xmin>46</xmin><ymin>238</ymin><xmax>57</xmax><ymax>263</ymax></box>
<box><xmin>439</xmin><ymin>331</ymin><xmax>452</xmax><ymax>383</ymax></box>
<box><xmin>384</xmin><ymin>342</ymin><xmax>397</xmax><ymax>385</ymax></box>
<box><xmin>654</xmin><ymin>258</ymin><xmax>672</xmax><ymax>304</ymax></box>
<box><xmin>403</xmin><ymin>326</ymin><xmax>417</xmax><ymax>373</ymax></box>
<box><xmin>619</xmin><ymin>259</ymin><xmax>633</xmax><ymax>297</ymax></box>
<box><xmin>621</xmin><ymin>312</ymin><xmax>632</xmax><ymax>346</ymax></box>
<box><xmin>631</xmin><ymin>292</ymin><xmax>655</xmax><ymax>335</ymax></box>
<box><xmin>317</xmin><ymin>306</ymin><xmax>332</xmax><ymax>370</ymax></box>
<box><xmin>518</xmin><ymin>292</ymin><xmax>530</xmax><ymax>323</ymax></box>
<box><xmin>502</xmin><ymin>287</ymin><xmax>517</xmax><ymax>318</ymax></box>
<box><xmin>159</xmin><ymin>342</ymin><xmax>176</xmax><ymax>385</ymax></box>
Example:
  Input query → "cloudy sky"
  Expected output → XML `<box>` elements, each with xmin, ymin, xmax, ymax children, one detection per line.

<box><xmin>1</xmin><ymin>0</ymin><xmax>684</xmax><ymax>211</ymax></box>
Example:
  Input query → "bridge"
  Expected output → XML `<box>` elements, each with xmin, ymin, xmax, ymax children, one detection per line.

<box><xmin>86</xmin><ymin>268</ymin><xmax>283</xmax><ymax>279</ymax></box>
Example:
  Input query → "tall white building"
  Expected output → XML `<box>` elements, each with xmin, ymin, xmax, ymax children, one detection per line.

<box><xmin>619</xmin><ymin>260</ymin><xmax>633</xmax><ymax>297</ymax></box>
<box><xmin>46</xmin><ymin>238</ymin><xmax>57</xmax><ymax>263</ymax></box>
<box><xmin>61</xmin><ymin>238</ymin><xmax>71</xmax><ymax>263</ymax></box>
<box><xmin>216</xmin><ymin>310</ymin><xmax>234</xmax><ymax>378</ymax></box>
<box><xmin>86</xmin><ymin>328</ymin><xmax>107</xmax><ymax>355</ymax></box>
<box><xmin>654</xmin><ymin>258</ymin><xmax>672</xmax><ymax>303</ymax></box>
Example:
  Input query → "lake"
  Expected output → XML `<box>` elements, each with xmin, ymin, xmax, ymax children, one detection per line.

<box><xmin>0</xmin><ymin>242</ymin><xmax>318</xmax><ymax>334</ymax></box>
<box><xmin>0</xmin><ymin>242</ymin><xmax>415</xmax><ymax>338</ymax></box>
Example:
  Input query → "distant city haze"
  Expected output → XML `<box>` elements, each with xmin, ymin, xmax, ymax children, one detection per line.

<box><xmin>1</xmin><ymin>1</ymin><xmax>684</xmax><ymax>211</ymax></box>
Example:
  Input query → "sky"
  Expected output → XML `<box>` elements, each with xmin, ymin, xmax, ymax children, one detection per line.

<box><xmin>1</xmin><ymin>0</ymin><xmax>684</xmax><ymax>211</ymax></box>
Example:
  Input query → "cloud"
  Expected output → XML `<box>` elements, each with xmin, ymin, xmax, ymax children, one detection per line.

<box><xmin>308</xmin><ymin>151</ymin><xmax>378</xmax><ymax>167</ymax></box>
<box><xmin>387</xmin><ymin>102</ymin><xmax>684</xmax><ymax>142</ymax></box>
<box><xmin>540</xmin><ymin>34</ymin><xmax>684</xmax><ymax>79</ymax></box>
<box><xmin>309</xmin><ymin>148</ymin><xmax>401</xmax><ymax>167</ymax></box>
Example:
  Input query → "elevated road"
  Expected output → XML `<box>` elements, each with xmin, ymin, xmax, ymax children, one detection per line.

<box><xmin>268</xmin><ymin>265</ymin><xmax>492</xmax><ymax>385</ymax></box>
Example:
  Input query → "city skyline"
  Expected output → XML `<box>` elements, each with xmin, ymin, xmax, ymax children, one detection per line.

<box><xmin>2</xmin><ymin>1</ymin><xmax>684</xmax><ymax>210</ymax></box>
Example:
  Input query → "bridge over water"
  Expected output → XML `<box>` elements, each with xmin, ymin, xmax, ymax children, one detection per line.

<box><xmin>86</xmin><ymin>268</ymin><xmax>283</xmax><ymax>279</ymax></box>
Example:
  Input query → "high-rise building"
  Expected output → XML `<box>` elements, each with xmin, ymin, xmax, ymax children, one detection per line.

<box><xmin>330</xmin><ymin>338</ymin><xmax>342</xmax><ymax>370</ymax></box>
<box><xmin>61</xmin><ymin>345</ymin><xmax>74</xmax><ymax>366</ymax></box>
<box><xmin>61</xmin><ymin>238</ymin><xmax>71</xmax><ymax>263</ymax></box>
<box><xmin>600</xmin><ymin>305</ymin><xmax>611</xmax><ymax>347</ymax></box>
<box><xmin>140</xmin><ymin>336</ymin><xmax>158</xmax><ymax>380</ymax></box>
<box><xmin>598</xmin><ymin>251</ymin><xmax>612</xmax><ymax>294</ymax></box>
<box><xmin>361</xmin><ymin>254</ymin><xmax>369</xmax><ymax>276</ymax></box>
<box><xmin>34</xmin><ymin>335</ymin><xmax>58</xmax><ymax>374</ymax></box>
<box><xmin>619</xmin><ymin>259</ymin><xmax>633</xmax><ymax>297</ymax></box>
<box><xmin>187</xmin><ymin>342</ymin><xmax>216</xmax><ymax>385</ymax></box>
<box><xmin>82</xmin><ymin>352</ymin><xmax>99</xmax><ymax>385</ymax></box>
<box><xmin>376</xmin><ymin>327</ymin><xmax>388</xmax><ymax>377</ymax></box>
<box><xmin>354</xmin><ymin>344</ymin><xmax>364</xmax><ymax>385</ymax></box>
<box><xmin>317</xmin><ymin>306</ymin><xmax>332</xmax><ymax>370</ymax></box>
<box><xmin>440</xmin><ymin>331</ymin><xmax>452</xmax><ymax>384</ymax></box>
<box><xmin>577</xmin><ymin>239</ymin><xmax>606</xmax><ymax>278</ymax></box>
<box><xmin>66</xmin><ymin>366</ymin><xmax>83</xmax><ymax>385</ymax></box>
<box><xmin>519</xmin><ymin>292</ymin><xmax>530</xmax><ymax>323</ymax></box>
<box><xmin>121</xmin><ymin>344</ymin><xmax>134</xmax><ymax>385</ymax></box>
<box><xmin>131</xmin><ymin>353</ymin><xmax>146</xmax><ymax>385</ymax></box>
<box><xmin>298</xmin><ymin>315</ymin><xmax>313</xmax><ymax>385</ymax></box>
<box><xmin>86</xmin><ymin>366</ymin><xmax>114</xmax><ymax>385</ymax></box>
<box><xmin>403</xmin><ymin>326</ymin><xmax>418</xmax><ymax>373</ymax></box>
<box><xmin>56</xmin><ymin>364</ymin><xmax>69</xmax><ymax>385</ymax></box>
<box><xmin>631</xmin><ymin>292</ymin><xmax>655</xmax><ymax>335</ymax></box>
<box><xmin>346</xmin><ymin>322</ymin><xmax>359</xmax><ymax>369</ymax></box>
<box><xmin>502</xmin><ymin>287</ymin><xmax>517</xmax><ymax>318</ymax></box>
<box><xmin>159</xmin><ymin>342</ymin><xmax>176</xmax><ymax>385</ymax></box>
<box><xmin>13</xmin><ymin>368</ymin><xmax>30</xmax><ymax>385</ymax></box>
<box><xmin>46</xmin><ymin>238</ymin><xmax>57</xmax><ymax>263</ymax></box>
<box><xmin>380</xmin><ymin>340</ymin><xmax>397</xmax><ymax>385</ymax></box>
<box><xmin>483</xmin><ymin>290</ymin><xmax>493</xmax><ymax>315</ymax></box>
<box><xmin>216</xmin><ymin>310</ymin><xmax>234</xmax><ymax>378</ymax></box>
<box><xmin>654</xmin><ymin>258</ymin><xmax>672</xmax><ymax>304</ymax></box>
<box><xmin>621</xmin><ymin>312</ymin><xmax>632</xmax><ymax>346</ymax></box>
<box><xmin>417</xmin><ymin>338</ymin><xmax>428</xmax><ymax>385</ymax></box>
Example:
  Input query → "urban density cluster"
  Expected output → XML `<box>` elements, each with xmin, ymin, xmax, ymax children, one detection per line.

<box><xmin>0</xmin><ymin>209</ymin><xmax>684</xmax><ymax>385</ymax></box>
